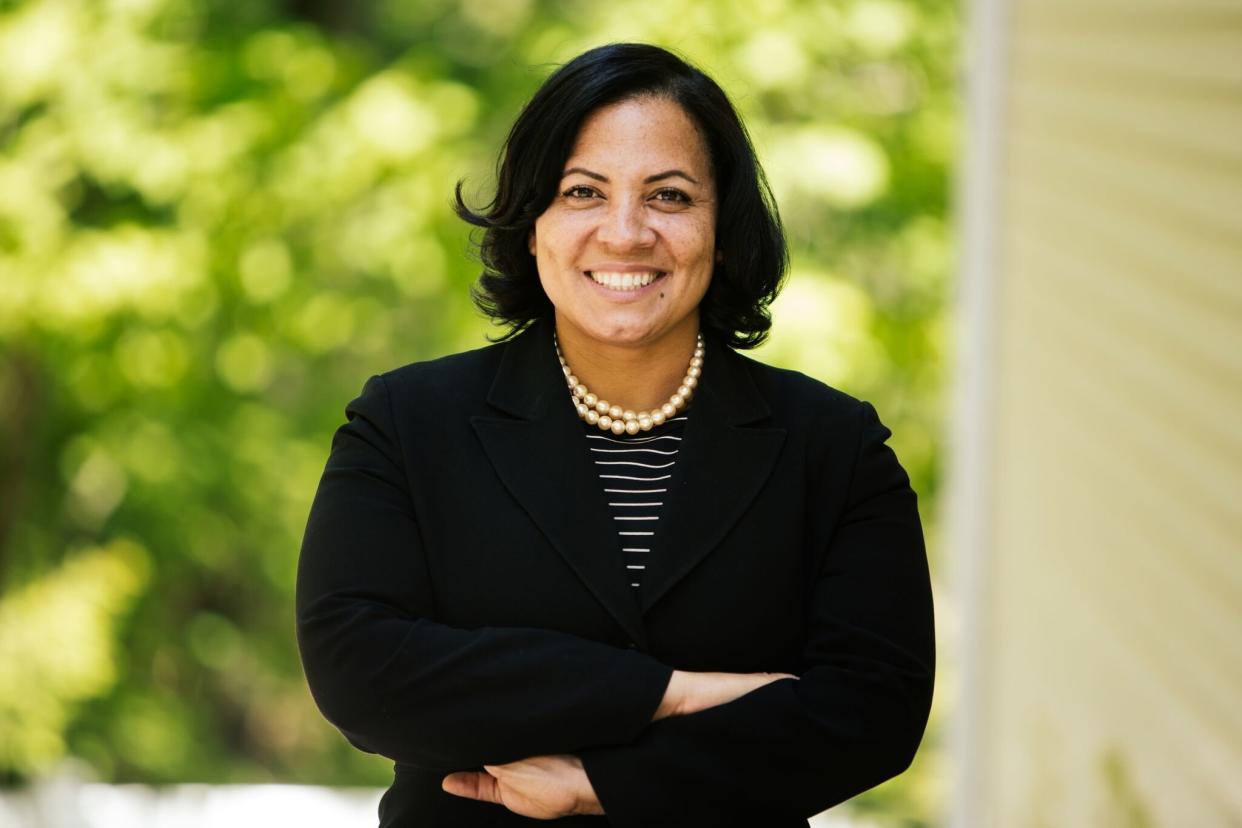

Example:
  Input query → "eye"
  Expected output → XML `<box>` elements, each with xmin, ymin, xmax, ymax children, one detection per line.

<box><xmin>562</xmin><ymin>185</ymin><xmax>599</xmax><ymax>200</ymax></box>
<box><xmin>652</xmin><ymin>188</ymin><xmax>691</xmax><ymax>204</ymax></box>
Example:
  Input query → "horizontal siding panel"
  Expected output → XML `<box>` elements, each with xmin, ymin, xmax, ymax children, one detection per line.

<box><xmin>1013</xmin><ymin>0</ymin><xmax>1242</xmax><ymax>26</ymax></box>
<box><xmin>1002</xmin><ymin>172</ymin><xmax>1242</xmax><ymax>360</ymax></box>
<box><xmin>1006</xmin><ymin>122</ymin><xmax>1242</xmax><ymax>243</ymax></box>
<box><xmin>1009</xmin><ymin>70</ymin><xmax>1241</xmax><ymax>178</ymax></box>
<box><xmin>1009</xmin><ymin>6</ymin><xmax>1242</xmax><ymax>95</ymax></box>
<box><xmin>968</xmin><ymin>0</ymin><xmax>1242</xmax><ymax>823</ymax></box>
<box><xmin>989</xmin><ymin>337</ymin><xmax>1242</xmax><ymax>816</ymax></box>
<box><xmin>1002</xmin><ymin>233</ymin><xmax>1242</xmax><ymax>572</ymax></box>
<box><xmin>986</xmin><ymin>308</ymin><xmax>1242</xmax><ymax>823</ymax></box>
<box><xmin>1009</xmin><ymin>39</ymin><xmax>1242</xmax><ymax>98</ymax></box>
<box><xmin>1007</xmin><ymin>185</ymin><xmax>1242</xmax><ymax>435</ymax></box>
<box><xmin>1002</xmin><ymin>141</ymin><xmax>1242</xmax><ymax>296</ymax></box>
<box><xmin>999</xmin><ymin>165</ymin><xmax>1242</xmax><ymax>324</ymax></box>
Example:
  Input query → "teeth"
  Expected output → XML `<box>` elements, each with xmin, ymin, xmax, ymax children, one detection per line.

<box><xmin>588</xmin><ymin>271</ymin><xmax>662</xmax><ymax>290</ymax></box>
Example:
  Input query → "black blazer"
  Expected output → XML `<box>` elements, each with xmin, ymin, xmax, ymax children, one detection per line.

<box><xmin>296</xmin><ymin>317</ymin><xmax>935</xmax><ymax>827</ymax></box>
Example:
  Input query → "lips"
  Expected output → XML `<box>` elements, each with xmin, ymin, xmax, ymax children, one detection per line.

<box><xmin>585</xmin><ymin>270</ymin><xmax>667</xmax><ymax>291</ymax></box>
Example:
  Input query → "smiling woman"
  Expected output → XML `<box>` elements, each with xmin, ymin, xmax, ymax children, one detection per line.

<box><xmin>296</xmin><ymin>42</ymin><xmax>935</xmax><ymax>827</ymax></box>
<box><xmin>530</xmin><ymin>96</ymin><xmax>717</xmax><ymax>411</ymax></box>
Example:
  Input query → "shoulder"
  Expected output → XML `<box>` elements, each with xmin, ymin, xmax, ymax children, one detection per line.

<box><xmin>726</xmin><ymin>349</ymin><xmax>872</xmax><ymax>432</ymax></box>
<box><xmin>339</xmin><ymin>338</ymin><xmax>510</xmax><ymax>456</ymax></box>
<box><xmin>370</xmin><ymin>338</ymin><xmax>506</xmax><ymax>413</ymax></box>
<box><xmin>726</xmin><ymin>350</ymin><xmax>903</xmax><ymax>490</ymax></box>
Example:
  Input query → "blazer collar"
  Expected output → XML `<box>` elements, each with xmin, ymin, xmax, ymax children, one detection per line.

<box><xmin>471</xmin><ymin>317</ymin><xmax>785</xmax><ymax>644</ymax></box>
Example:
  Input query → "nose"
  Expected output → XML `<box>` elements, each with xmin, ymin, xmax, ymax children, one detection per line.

<box><xmin>595</xmin><ymin>197</ymin><xmax>656</xmax><ymax>250</ymax></box>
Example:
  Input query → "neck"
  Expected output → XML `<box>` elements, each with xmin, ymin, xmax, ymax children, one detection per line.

<box><xmin>553</xmin><ymin>315</ymin><xmax>700</xmax><ymax>412</ymax></box>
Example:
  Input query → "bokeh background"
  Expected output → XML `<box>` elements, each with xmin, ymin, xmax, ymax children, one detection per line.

<box><xmin>0</xmin><ymin>0</ymin><xmax>956</xmax><ymax>824</ymax></box>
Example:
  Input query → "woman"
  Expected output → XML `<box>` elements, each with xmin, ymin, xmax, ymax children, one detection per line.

<box><xmin>296</xmin><ymin>43</ymin><xmax>935</xmax><ymax>827</ymax></box>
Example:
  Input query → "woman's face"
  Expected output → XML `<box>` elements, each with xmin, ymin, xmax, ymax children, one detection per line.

<box><xmin>530</xmin><ymin>95</ymin><xmax>717</xmax><ymax>351</ymax></box>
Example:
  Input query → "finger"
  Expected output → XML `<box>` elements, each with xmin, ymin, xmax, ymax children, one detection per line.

<box><xmin>442</xmin><ymin>771</ymin><xmax>502</xmax><ymax>804</ymax></box>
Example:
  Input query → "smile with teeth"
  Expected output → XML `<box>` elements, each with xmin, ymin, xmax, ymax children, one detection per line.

<box><xmin>586</xmin><ymin>270</ymin><xmax>666</xmax><ymax>291</ymax></box>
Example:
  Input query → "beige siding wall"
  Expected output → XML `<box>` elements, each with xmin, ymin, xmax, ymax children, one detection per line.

<box><xmin>956</xmin><ymin>0</ymin><xmax>1242</xmax><ymax>825</ymax></box>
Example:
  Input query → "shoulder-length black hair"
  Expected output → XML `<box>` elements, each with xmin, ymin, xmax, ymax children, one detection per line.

<box><xmin>455</xmin><ymin>42</ymin><xmax>787</xmax><ymax>350</ymax></box>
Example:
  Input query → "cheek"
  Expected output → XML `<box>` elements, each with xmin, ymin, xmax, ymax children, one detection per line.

<box><xmin>672</xmin><ymin>227</ymin><xmax>716</xmax><ymax>270</ymax></box>
<box><xmin>534</xmin><ymin>215</ymin><xmax>588</xmax><ymax>263</ymax></box>
<box><xmin>653</xmin><ymin>212</ymin><xmax>715</xmax><ymax>258</ymax></box>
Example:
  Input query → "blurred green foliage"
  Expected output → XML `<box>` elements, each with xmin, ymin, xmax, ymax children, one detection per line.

<box><xmin>0</xmin><ymin>0</ymin><xmax>955</xmax><ymax>821</ymax></box>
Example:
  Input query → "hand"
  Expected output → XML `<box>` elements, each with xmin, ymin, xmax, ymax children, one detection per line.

<box><xmin>654</xmin><ymin>669</ymin><xmax>799</xmax><ymax>721</ymax></box>
<box><xmin>442</xmin><ymin>754</ymin><xmax>604</xmax><ymax>819</ymax></box>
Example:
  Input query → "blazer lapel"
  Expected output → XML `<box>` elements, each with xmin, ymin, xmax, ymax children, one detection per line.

<box><xmin>638</xmin><ymin>336</ymin><xmax>786</xmax><ymax>613</ymax></box>
<box><xmin>470</xmin><ymin>319</ymin><xmax>650</xmax><ymax>649</ymax></box>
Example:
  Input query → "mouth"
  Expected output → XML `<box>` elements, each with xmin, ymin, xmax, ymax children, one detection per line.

<box><xmin>584</xmin><ymin>270</ymin><xmax>668</xmax><ymax>292</ymax></box>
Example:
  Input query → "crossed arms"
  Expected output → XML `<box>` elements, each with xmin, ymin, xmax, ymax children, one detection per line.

<box><xmin>295</xmin><ymin>375</ymin><xmax>935</xmax><ymax>824</ymax></box>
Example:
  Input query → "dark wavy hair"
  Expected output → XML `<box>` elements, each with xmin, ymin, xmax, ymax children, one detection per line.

<box><xmin>455</xmin><ymin>42</ymin><xmax>787</xmax><ymax>350</ymax></box>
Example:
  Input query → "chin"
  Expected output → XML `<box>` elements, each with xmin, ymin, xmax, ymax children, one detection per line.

<box><xmin>584</xmin><ymin>322</ymin><xmax>657</xmax><ymax>347</ymax></box>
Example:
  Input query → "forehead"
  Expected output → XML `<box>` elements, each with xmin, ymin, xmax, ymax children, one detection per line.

<box><xmin>566</xmin><ymin>96</ymin><xmax>712</xmax><ymax>177</ymax></box>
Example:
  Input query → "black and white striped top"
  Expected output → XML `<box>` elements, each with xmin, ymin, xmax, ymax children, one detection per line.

<box><xmin>583</xmin><ymin>416</ymin><xmax>688</xmax><ymax>590</ymax></box>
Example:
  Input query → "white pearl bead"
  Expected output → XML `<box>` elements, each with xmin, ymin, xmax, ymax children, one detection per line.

<box><xmin>586</xmin><ymin>410</ymin><xmax>600</xmax><ymax>424</ymax></box>
<box><xmin>572</xmin><ymin>383</ymin><xmax>585</xmax><ymax>397</ymax></box>
<box><xmin>652</xmin><ymin>410</ymin><xmax>666</xmax><ymax>426</ymax></box>
<box><xmin>599</xmin><ymin>415</ymin><xmax>612</xmax><ymax>429</ymax></box>
<box><xmin>685</xmin><ymin>375</ymin><xmax>698</xmax><ymax>389</ymax></box>
<box><xmin>661</xmin><ymin>403</ymin><xmax>676</xmax><ymax>418</ymax></box>
<box><xmin>576</xmin><ymin>403</ymin><xmax>588</xmax><ymax>417</ymax></box>
<box><xmin>584</xmin><ymin>392</ymin><xmax>598</xmax><ymax>407</ymax></box>
<box><xmin>611</xmin><ymin>419</ymin><xmax>627</xmax><ymax>435</ymax></box>
<box><xmin>671</xmin><ymin>395</ymin><xmax>685</xmax><ymax>410</ymax></box>
<box><xmin>608</xmin><ymin>404</ymin><xmax>622</xmax><ymax>419</ymax></box>
<box><xmin>622</xmin><ymin>409</ymin><xmax>636</xmax><ymax>421</ymax></box>
<box><xmin>625</xmin><ymin>419</ymin><xmax>641</xmax><ymax>435</ymax></box>
<box><xmin>690</xmin><ymin>357</ymin><xmax>703</xmax><ymax>368</ymax></box>
<box><xmin>688</xmin><ymin>365</ymin><xmax>701</xmax><ymax>378</ymax></box>
<box><xmin>638</xmin><ymin>417</ymin><xmax>653</xmax><ymax>431</ymax></box>
<box><xmin>561</xmin><ymin>364</ymin><xmax>571</xmax><ymax>375</ymax></box>
<box><xmin>567</xmin><ymin>374</ymin><xmax>578</xmax><ymax>385</ymax></box>
<box><xmin>595</xmin><ymin>400</ymin><xmax>610</xmax><ymax>414</ymax></box>
<box><xmin>677</xmin><ymin>385</ymin><xmax>689</xmax><ymax>398</ymax></box>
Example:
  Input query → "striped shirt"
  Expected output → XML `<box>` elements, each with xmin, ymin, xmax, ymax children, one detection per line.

<box><xmin>583</xmin><ymin>416</ymin><xmax>688</xmax><ymax>591</ymax></box>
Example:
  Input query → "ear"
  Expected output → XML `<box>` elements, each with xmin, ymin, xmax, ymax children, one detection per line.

<box><xmin>528</xmin><ymin>229</ymin><xmax>537</xmax><ymax>257</ymax></box>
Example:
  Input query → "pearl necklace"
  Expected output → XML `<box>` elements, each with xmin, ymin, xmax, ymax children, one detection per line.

<box><xmin>554</xmin><ymin>332</ymin><xmax>704</xmax><ymax>435</ymax></box>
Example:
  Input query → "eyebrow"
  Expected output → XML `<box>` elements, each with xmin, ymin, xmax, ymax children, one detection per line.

<box><xmin>562</xmin><ymin>167</ymin><xmax>701</xmax><ymax>186</ymax></box>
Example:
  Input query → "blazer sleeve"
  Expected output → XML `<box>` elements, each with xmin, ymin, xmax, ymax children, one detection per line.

<box><xmin>577</xmin><ymin>400</ymin><xmax>936</xmax><ymax>824</ymax></box>
<box><xmin>295</xmin><ymin>374</ymin><xmax>673</xmax><ymax>771</ymax></box>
